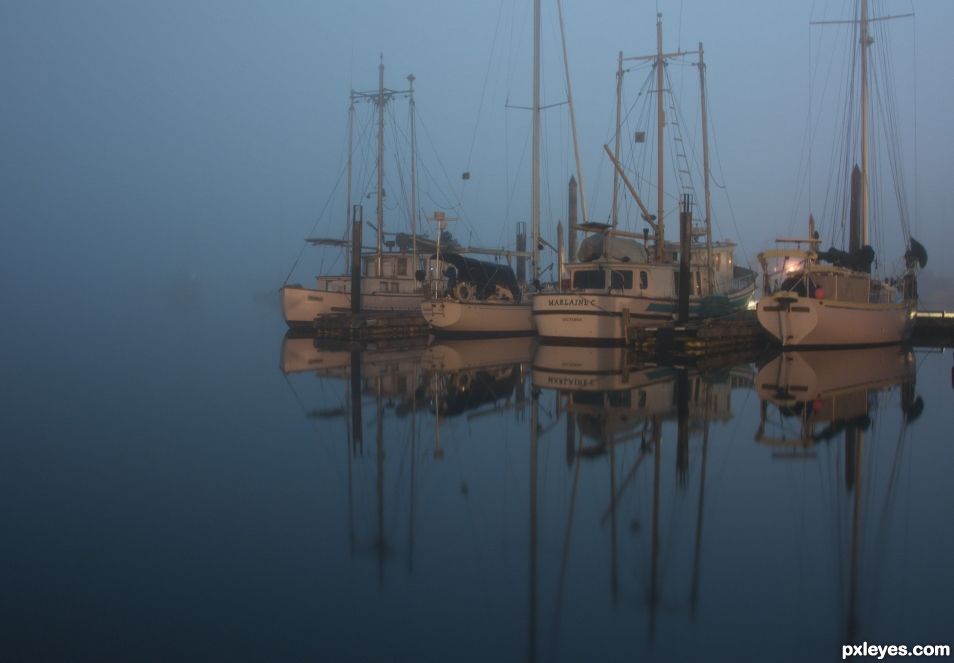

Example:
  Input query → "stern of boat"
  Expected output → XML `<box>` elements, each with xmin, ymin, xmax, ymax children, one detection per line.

<box><xmin>756</xmin><ymin>293</ymin><xmax>819</xmax><ymax>347</ymax></box>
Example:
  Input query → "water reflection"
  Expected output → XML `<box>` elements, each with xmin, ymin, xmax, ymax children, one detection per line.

<box><xmin>755</xmin><ymin>346</ymin><xmax>921</xmax><ymax>455</ymax></box>
<box><xmin>279</xmin><ymin>335</ymin><xmax>941</xmax><ymax>661</ymax></box>
<box><xmin>754</xmin><ymin>346</ymin><xmax>923</xmax><ymax>646</ymax></box>
<box><xmin>422</xmin><ymin>337</ymin><xmax>536</xmax><ymax>421</ymax></box>
<box><xmin>531</xmin><ymin>344</ymin><xmax>754</xmax><ymax>651</ymax></box>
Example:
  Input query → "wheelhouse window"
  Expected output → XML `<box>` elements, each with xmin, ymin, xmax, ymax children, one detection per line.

<box><xmin>610</xmin><ymin>270</ymin><xmax>633</xmax><ymax>290</ymax></box>
<box><xmin>572</xmin><ymin>270</ymin><xmax>605</xmax><ymax>289</ymax></box>
<box><xmin>397</xmin><ymin>258</ymin><xmax>408</xmax><ymax>276</ymax></box>
<box><xmin>639</xmin><ymin>270</ymin><xmax>648</xmax><ymax>289</ymax></box>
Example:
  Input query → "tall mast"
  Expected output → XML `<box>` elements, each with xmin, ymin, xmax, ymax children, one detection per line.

<box><xmin>376</xmin><ymin>55</ymin><xmax>386</xmax><ymax>275</ymax></box>
<box><xmin>347</xmin><ymin>97</ymin><xmax>355</xmax><ymax>271</ymax></box>
<box><xmin>556</xmin><ymin>0</ymin><xmax>587</xmax><ymax>227</ymax></box>
<box><xmin>408</xmin><ymin>74</ymin><xmax>418</xmax><ymax>269</ymax></box>
<box><xmin>531</xmin><ymin>0</ymin><xmax>541</xmax><ymax>282</ymax></box>
<box><xmin>698</xmin><ymin>42</ymin><xmax>714</xmax><ymax>294</ymax></box>
<box><xmin>655</xmin><ymin>13</ymin><xmax>666</xmax><ymax>261</ymax></box>
<box><xmin>859</xmin><ymin>0</ymin><xmax>870</xmax><ymax>246</ymax></box>
<box><xmin>612</xmin><ymin>51</ymin><xmax>623</xmax><ymax>228</ymax></box>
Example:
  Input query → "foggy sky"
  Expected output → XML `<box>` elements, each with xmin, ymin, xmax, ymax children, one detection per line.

<box><xmin>2</xmin><ymin>0</ymin><xmax>952</xmax><ymax>317</ymax></box>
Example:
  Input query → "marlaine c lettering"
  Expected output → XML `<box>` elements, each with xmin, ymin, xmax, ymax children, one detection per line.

<box><xmin>547</xmin><ymin>297</ymin><xmax>594</xmax><ymax>307</ymax></box>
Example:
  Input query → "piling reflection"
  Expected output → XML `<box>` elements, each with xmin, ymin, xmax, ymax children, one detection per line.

<box><xmin>279</xmin><ymin>334</ymin><xmax>936</xmax><ymax>661</ymax></box>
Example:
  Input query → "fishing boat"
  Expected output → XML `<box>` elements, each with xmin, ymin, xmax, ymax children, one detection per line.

<box><xmin>281</xmin><ymin>60</ymin><xmax>428</xmax><ymax>328</ymax></box>
<box><xmin>755</xmin><ymin>1</ymin><xmax>925</xmax><ymax>348</ymax></box>
<box><xmin>532</xmin><ymin>16</ymin><xmax>756</xmax><ymax>343</ymax></box>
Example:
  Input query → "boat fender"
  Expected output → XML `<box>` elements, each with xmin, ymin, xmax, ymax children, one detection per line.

<box><xmin>454</xmin><ymin>282</ymin><xmax>472</xmax><ymax>302</ymax></box>
<box><xmin>815</xmin><ymin>287</ymin><xmax>826</xmax><ymax>299</ymax></box>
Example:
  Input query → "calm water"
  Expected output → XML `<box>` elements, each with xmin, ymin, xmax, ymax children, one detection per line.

<box><xmin>3</xmin><ymin>301</ymin><xmax>953</xmax><ymax>662</ymax></box>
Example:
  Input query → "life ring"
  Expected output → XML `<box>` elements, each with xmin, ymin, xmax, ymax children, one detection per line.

<box><xmin>454</xmin><ymin>282</ymin><xmax>473</xmax><ymax>302</ymax></box>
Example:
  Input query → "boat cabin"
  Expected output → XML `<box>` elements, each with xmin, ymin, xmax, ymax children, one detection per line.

<box><xmin>315</xmin><ymin>251</ymin><xmax>426</xmax><ymax>295</ymax></box>
<box><xmin>564</xmin><ymin>240</ymin><xmax>739</xmax><ymax>298</ymax></box>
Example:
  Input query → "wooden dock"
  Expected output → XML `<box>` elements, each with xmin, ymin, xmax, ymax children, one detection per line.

<box><xmin>304</xmin><ymin>307</ymin><xmax>951</xmax><ymax>349</ymax></box>
<box><xmin>630</xmin><ymin>310</ymin><xmax>770</xmax><ymax>359</ymax></box>
<box><xmin>912</xmin><ymin>310</ymin><xmax>954</xmax><ymax>347</ymax></box>
<box><xmin>312</xmin><ymin>310</ymin><xmax>430</xmax><ymax>341</ymax></box>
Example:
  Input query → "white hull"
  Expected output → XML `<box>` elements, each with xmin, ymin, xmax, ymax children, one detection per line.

<box><xmin>281</xmin><ymin>284</ymin><xmax>424</xmax><ymax>328</ymax></box>
<box><xmin>421</xmin><ymin>299</ymin><xmax>535</xmax><ymax>336</ymax></box>
<box><xmin>532</xmin><ymin>286</ymin><xmax>754</xmax><ymax>342</ymax></box>
<box><xmin>756</xmin><ymin>294</ymin><xmax>914</xmax><ymax>348</ymax></box>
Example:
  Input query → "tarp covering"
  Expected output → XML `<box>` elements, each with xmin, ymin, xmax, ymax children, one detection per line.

<box><xmin>817</xmin><ymin>245</ymin><xmax>875</xmax><ymax>273</ymax></box>
<box><xmin>437</xmin><ymin>252</ymin><xmax>521</xmax><ymax>302</ymax></box>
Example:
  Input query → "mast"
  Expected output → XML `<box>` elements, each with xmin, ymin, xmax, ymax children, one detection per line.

<box><xmin>531</xmin><ymin>0</ymin><xmax>541</xmax><ymax>283</ymax></box>
<box><xmin>698</xmin><ymin>42</ymin><xmax>714</xmax><ymax>294</ymax></box>
<box><xmin>859</xmin><ymin>0</ymin><xmax>870</xmax><ymax>246</ymax></box>
<box><xmin>556</xmin><ymin>0</ymin><xmax>587</xmax><ymax>227</ymax></box>
<box><xmin>376</xmin><ymin>56</ymin><xmax>386</xmax><ymax>275</ymax></box>
<box><xmin>408</xmin><ymin>74</ymin><xmax>418</xmax><ymax>269</ymax></box>
<box><xmin>347</xmin><ymin>97</ymin><xmax>355</xmax><ymax>271</ymax></box>
<box><xmin>655</xmin><ymin>13</ymin><xmax>666</xmax><ymax>261</ymax></box>
<box><xmin>613</xmin><ymin>51</ymin><xmax>623</xmax><ymax>229</ymax></box>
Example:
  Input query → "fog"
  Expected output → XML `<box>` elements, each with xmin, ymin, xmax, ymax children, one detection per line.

<box><xmin>3</xmin><ymin>0</ymin><xmax>953</xmax><ymax>323</ymax></box>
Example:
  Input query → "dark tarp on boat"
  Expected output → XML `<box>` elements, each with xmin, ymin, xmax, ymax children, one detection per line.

<box><xmin>817</xmin><ymin>245</ymin><xmax>876</xmax><ymax>273</ymax></box>
<box><xmin>436</xmin><ymin>252</ymin><xmax>522</xmax><ymax>302</ymax></box>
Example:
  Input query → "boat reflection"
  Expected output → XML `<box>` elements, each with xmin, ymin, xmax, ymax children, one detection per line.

<box><xmin>278</xmin><ymin>330</ymin><xmax>935</xmax><ymax>659</ymax></box>
<box><xmin>532</xmin><ymin>344</ymin><xmax>752</xmax><ymax>459</ymax></box>
<box><xmin>753</xmin><ymin>346</ymin><xmax>923</xmax><ymax>644</ymax></box>
<box><xmin>755</xmin><ymin>346</ymin><xmax>921</xmax><ymax>456</ymax></box>
<box><xmin>421</xmin><ymin>337</ymin><xmax>537</xmax><ymax>419</ymax></box>
<box><xmin>530</xmin><ymin>344</ymin><xmax>753</xmax><ymax>650</ymax></box>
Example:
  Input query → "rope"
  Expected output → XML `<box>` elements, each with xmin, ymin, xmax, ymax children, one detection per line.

<box><xmin>282</xmin><ymin>160</ymin><xmax>348</xmax><ymax>285</ymax></box>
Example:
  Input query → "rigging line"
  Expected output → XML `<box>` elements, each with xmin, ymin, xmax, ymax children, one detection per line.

<box><xmin>281</xmin><ymin>371</ymin><xmax>348</xmax><ymax>486</ymax></box>
<box><xmin>463</xmin><ymin>0</ymin><xmax>507</xmax><ymax>177</ymax></box>
<box><xmin>506</xmin><ymin>120</ymin><xmax>533</xmax><ymax>238</ymax></box>
<box><xmin>677</xmin><ymin>0</ymin><xmax>684</xmax><ymax>52</ymax></box>
<box><xmin>872</xmin><ymin>29</ymin><xmax>912</xmax><ymax>244</ymax></box>
<box><xmin>416</xmin><ymin>107</ymin><xmax>478</xmax><ymax>238</ymax></box>
<box><xmin>605</xmin><ymin>69</ymin><xmax>653</xmax><ymax>147</ymax></box>
<box><xmin>911</xmin><ymin>6</ymin><xmax>918</xmax><ymax>236</ymax></box>
<box><xmin>706</xmin><ymin>101</ymin><xmax>751</xmax><ymax>268</ymax></box>
<box><xmin>708</xmin><ymin>90</ymin><xmax>751</xmax><ymax>265</ymax></box>
<box><xmin>386</xmin><ymin>104</ymin><xmax>416</xmax><ymax>231</ymax></box>
<box><xmin>352</xmin><ymin>107</ymin><xmax>380</xmax><ymax>225</ymax></box>
<box><xmin>283</xmin><ymin>160</ymin><xmax>349</xmax><ymax>285</ymax></box>
<box><xmin>283</xmin><ymin>97</ymin><xmax>359</xmax><ymax>282</ymax></box>
<box><xmin>664</xmin><ymin>65</ymin><xmax>698</xmax><ymax>200</ymax></box>
<box><xmin>787</xmin><ymin>17</ymin><xmax>816</xmax><ymax>236</ymax></box>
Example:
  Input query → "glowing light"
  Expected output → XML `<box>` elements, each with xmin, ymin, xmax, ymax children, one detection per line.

<box><xmin>783</xmin><ymin>259</ymin><xmax>804</xmax><ymax>274</ymax></box>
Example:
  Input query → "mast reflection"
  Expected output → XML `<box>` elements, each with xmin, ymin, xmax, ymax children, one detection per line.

<box><xmin>754</xmin><ymin>346</ymin><xmax>923</xmax><ymax>644</ymax></box>
<box><xmin>532</xmin><ymin>343</ymin><xmax>752</xmax><ymax>648</ymax></box>
<box><xmin>281</xmin><ymin>332</ymin><xmax>429</xmax><ymax>588</ymax></box>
